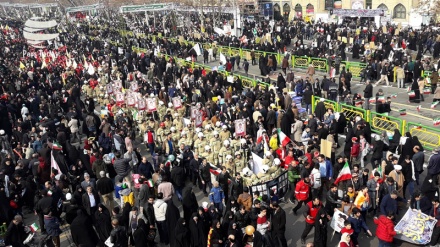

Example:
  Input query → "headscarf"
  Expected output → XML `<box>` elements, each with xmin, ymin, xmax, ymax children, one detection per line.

<box><xmin>339</xmin><ymin>232</ymin><xmax>351</xmax><ymax>245</ymax></box>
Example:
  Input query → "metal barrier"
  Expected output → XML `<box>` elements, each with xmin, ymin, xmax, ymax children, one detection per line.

<box><xmin>292</xmin><ymin>56</ymin><xmax>309</xmax><ymax>69</ymax></box>
<box><xmin>343</xmin><ymin>62</ymin><xmax>367</xmax><ymax>78</ymax></box>
<box><xmin>312</xmin><ymin>96</ymin><xmax>338</xmax><ymax>112</ymax></box>
<box><xmin>369</xmin><ymin>112</ymin><xmax>403</xmax><ymax>134</ymax></box>
<box><xmin>405</xmin><ymin>122</ymin><xmax>440</xmax><ymax>151</ymax></box>
<box><xmin>340</xmin><ymin>104</ymin><xmax>366</xmax><ymax>121</ymax></box>
<box><xmin>310</xmin><ymin>58</ymin><xmax>328</xmax><ymax>72</ymax></box>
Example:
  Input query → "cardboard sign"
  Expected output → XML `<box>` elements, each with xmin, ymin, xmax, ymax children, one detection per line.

<box><xmin>147</xmin><ymin>98</ymin><xmax>157</xmax><ymax>112</ymax></box>
<box><xmin>172</xmin><ymin>97</ymin><xmax>182</xmax><ymax>109</ymax></box>
<box><xmin>127</xmin><ymin>95</ymin><xmax>136</xmax><ymax>106</ymax></box>
<box><xmin>235</xmin><ymin>119</ymin><xmax>246</xmax><ymax>137</ymax></box>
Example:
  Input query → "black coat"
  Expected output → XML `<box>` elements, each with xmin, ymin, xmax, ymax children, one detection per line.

<box><xmin>189</xmin><ymin>213</ymin><xmax>206</xmax><ymax>247</ymax></box>
<box><xmin>94</xmin><ymin>205</ymin><xmax>113</xmax><ymax>241</ymax></box>
<box><xmin>82</xmin><ymin>191</ymin><xmax>100</xmax><ymax>216</ymax></box>
<box><xmin>133</xmin><ymin>219</ymin><xmax>149</xmax><ymax>247</ymax></box>
<box><xmin>314</xmin><ymin>208</ymin><xmax>329</xmax><ymax>247</ymax></box>
<box><xmin>5</xmin><ymin>221</ymin><xmax>27</xmax><ymax>247</ymax></box>
<box><xmin>70</xmin><ymin>209</ymin><xmax>99</xmax><ymax>246</ymax></box>
<box><xmin>314</xmin><ymin>102</ymin><xmax>326</xmax><ymax>122</ymax></box>
<box><xmin>166</xmin><ymin>200</ymin><xmax>181</xmax><ymax>246</ymax></box>
<box><xmin>182</xmin><ymin>187</ymin><xmax>198</xmax><ymax>224</ymax></box>
<box><xmin>174</xmin><ymin>218</ymin><xmax>190</xmax><ymax>247</ymax></box>
<box><xmin>270</xmin><ymin>207</ymin><xmax>286</xmax><ymax>237</ymax></box>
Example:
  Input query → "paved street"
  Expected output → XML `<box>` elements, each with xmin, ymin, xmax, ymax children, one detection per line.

<box><xmin>19</xmin><ymin>58</ymin><xmax>435</xmax><ymax>247</ymax></box>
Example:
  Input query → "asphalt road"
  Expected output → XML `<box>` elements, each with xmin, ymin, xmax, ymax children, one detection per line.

<box><xmin>19</xmin><ymin>57</ymin><xmax>436</xmax><ymax>247</ymax></box>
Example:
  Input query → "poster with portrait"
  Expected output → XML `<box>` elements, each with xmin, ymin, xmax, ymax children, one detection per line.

<box><xmin>172</xmin><ymin>97</ymin><xmax>182</xmax><ymax>109</ymax></box>
<box><xmin>113</xmin><ymin>80</ymin><xmax>122</xmax><ymax>91</ymax></box>
<box><xmin>330</xmin><ymin>209</ymin><xmax>349</xmax><ymax>232</ymax></box>
<box><xmin>130</xmin><ymin>81</ymin><xmax>139</xmax><ymax>92</ymax></box>
<box><xmin>394</xmin><ymin>209</ymin><xmax>438</xmax><ymax>245</ymax></box>
<box><xmin>351</xmin><ymin>0</ymin><xmax>364</xmax><ymax>9</ymax></box>
<box><xmin>127</xmin><ymin>94</ymin><xmax>136</xmax><ymax>106</ymax></box>
<box><xmin>191</xmin><ymin>106</ymin><xmax>198</xmax><ymax>120</ymax></box>
<box><xmin>137</xmin><ymin>98</ymin><xmax>146</xmax><ymax>110</ymax></box>
<box><xmin>146</xmin><ymin>98</ymin><xmax>157</xmax><ymax>112</ymax></box>
<box><xmin>235</xmin><ymin>119</ymin><xmax>246</xmax><ymax>137</ymax></box>
<box><xmin>115</xmin><ymin>92</ymin><xmax>125</xmax><ymax>104</ymax></box>
<box><xmin>195</xmin><ymin>112</ymin><xmax>203</xmax><ymax>127</ymax></box>
<box><xmin>106</xmin><ymin>84</ymin><xmax>113</xmax><ymax>94</ymax></box>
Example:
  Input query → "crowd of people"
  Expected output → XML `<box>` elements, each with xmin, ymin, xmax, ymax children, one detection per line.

<box><xmin>0</xmin><ymin>8</ymin><xmax>440</xmax><ymax>247</ymax></box>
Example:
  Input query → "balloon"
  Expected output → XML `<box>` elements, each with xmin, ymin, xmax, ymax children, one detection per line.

<box><xmin>245</xmin><ymin>225</ymin><xmax>255</xmax><ymax>236</ymax></box>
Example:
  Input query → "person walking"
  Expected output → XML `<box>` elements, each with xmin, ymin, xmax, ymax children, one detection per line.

<box><xmin>293</xmin><ymin>176</ymin><xmax>311</xmax><ymax>215</ymax></box>
<box><xmin>363</xmin><ymin>80</ymin><xmax>373</xmax><ymax>110</ymax></box>
<box><xmin>300</xmin><ymin>197</ymin><xmax>323</xmax><ymax>244</ymax></box>
<box><xmin>348</xmin><ymin>207</ymin><xmax>373</xmax><ymax>246</ymax></box>
<box><xmin>374</xmin><ymin>212</ymin><xmax>398</xmax><ymax>247</ymax></box>
<box><xmin>153</xmin><ymin>192</ymin><xmax>169</xmax><ymax>245</ymax></box>
<box><xmin>209</xmin><ymin>181</ymin><xmax>225</xmax><ymax>214</ymax></box>
<box><xmin>270</xmin><ymin>202</ymin><xmax>288</xmax><ymax>247</ymax></box>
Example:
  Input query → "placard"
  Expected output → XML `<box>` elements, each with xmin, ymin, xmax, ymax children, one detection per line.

<box><xmin>106</xmin><ymin>84</ymin><xmax>113</xmax><ymax>94</ymax></box>
<box><xmin>146</xmin><ymin>98</ymin><xmax>157</xmax><ymax>112</ymax></box>
<box><xmin>394</xmin><ymin>209</ymin><xmax>438</xmax><ymax>245</ymax></box>
<box><xmin>130</xmin><ymin>81</ymin><xmax>139</xmax><ymax>92</ymax></box>
<box><xmin>191</xmin><ymin>106</ymin><xmax>198</xmax><ymax>120</ymax></box>
<box><xmin>127</xmin><ymin>94</ymin><xmax>136</xmax><ymax>106</ymax></box>
<box><xmin>115</xmin><ymin>92</ymin><xmax>125</xmax><ymax>104</ymax></box>
<box><xmin>330</xmin><ymin>209</ymin><xmax>349</xmax><ymax>232</ymax></box>
<box><xmin>195</xmin><ymin>112</ymin><xmax>203</xmax><ymax>127</ymax></box>
<box><xmin>113</xmin><ymin>80</ymin><xmax>122</xmax><ymax>90</ymax></box>
<box><xmin>172</xmin><ymin>97</ymin><xmax>182</xmax><ymax>109</ymax></box>
<box><xmin>137</xmin><ymin>98</ymin><xmax>146</xmax><ymax>110</ymax></box>
<box><xmin>235</xmin><ymin>119</ymin><xmax>246</xmax><ymax>137</ymax></box>
<box><xmin>320</xmin><ymin>139</ymin><xmax>332</xmax><ymax>158</ymax></box>
<box><xmin>227</xmin><ymin>75</ymin><xmax>234</xmax><ymax>83</ymax></box>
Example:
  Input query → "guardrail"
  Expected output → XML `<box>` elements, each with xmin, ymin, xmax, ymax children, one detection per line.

<box><xmin>311</xmin><ymin>96</ymin><xmax>440</xmax><ymax>151</ymax></box>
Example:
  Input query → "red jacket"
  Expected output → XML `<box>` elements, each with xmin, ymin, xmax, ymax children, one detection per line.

<box><xmin>374</xmin><ymin>215</ymin><xmax>397</xmax><ymax>243</ymax></box>
<box><xmin>305</xmin><ymin>201</ymin><xmax>322</xmax><ymax>224</ymax></box>
<box><xmin>295</xmin><ymin>179</ymin><xmax>310</xmax><ymax>202</ymax></box>
<box><xmin>284</xmin><ymin>155</ymin><xmax>295</xmax><ymax>170</ymax></box>
<box><xmin>351</xmin><ymin>142</ymin><xmax>360</xmax><ymax>157</ymax></box>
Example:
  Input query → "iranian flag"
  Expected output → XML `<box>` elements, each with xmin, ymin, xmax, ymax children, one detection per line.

<box><xmin>434</xmin><ymin>118</ymin><xmax>440</xmax><ymax>126</ymax></box>
<box><xmin>50</xmin><ymin>151</ymin><xmax>62</xmax><ymax>175</ymax></box>
<box><xmin>29</xmin><ymin>223</ymin><xmax>40</xmax><ymax>232</ymax></box>
<box><xmin>146</xmin><ymin>179</ymin><xmax>154</xmax><ymax>188</ymax></box>
<box><xmin>432</xmin><ymin>101</ymin><xmax>439</xmax><ymax>109</ymax></box>
<box><xmin>334</xmin><ymin>162</ymin><xmax>352</xmax><ymax>185</ymax></box>
<box><xmin>52</xmin><ymin>141</ymin><xmax>62</xmax><ymax>150</ymax></box>
<box><xmin>278</xmin><ymin>129</ymin><xmax>291</xmax><ymax>147</ymax></box>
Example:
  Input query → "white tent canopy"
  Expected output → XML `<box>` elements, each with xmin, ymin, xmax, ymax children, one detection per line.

<box><xmin>24</xmin><ymin>20</ymin><xmax>57</xmax><ymax>29</ymax></box>
<box><xmin>23</xmin><ymin>31</ymin><xmax>59</xmax><ymax>41</ymax></box>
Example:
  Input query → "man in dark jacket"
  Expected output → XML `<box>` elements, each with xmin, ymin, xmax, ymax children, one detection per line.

<box><xmin>199</xmin><ymin>159</ymin><xmax>212</xmax><ymax>196</ymax></box>
<box><xmin>170</xmin><ymin>160</ymin><xmax>186</xmax><ymax>201</ymax></box>
<box><xmin>324</xmin><ymin>184</ymin><xmax>340</xmax><ymax>216</ymax></box>
<box><xmin>303</xmin><ymin>86</ymin><xmax>314</xmax><ymax>114</ymax></box>
<box><xmin>379</xmin><ymin>190</ymin><xmax>406</xmax><ymax>216</ymax></box>
<box><xmin>96</xmin><ymin>171</ymin><xmax>114</xmax><ymax>211</ymax></box>
<box><xmin>412</xmin><ymin>146</ymin><xmax>425</xmax><ymax>185</ymax></box>
<box><xmin>138</xmin><ymin>156</ymin><xmax>154</xmax><ymax>179</ymax></box>
<box><xmin>271</xmin><ymin>202</ymin><xmax>287</xmax><ymax>247</ymax></box>
<box><xmin>113</xmin><ymin>149</ymin><xmax>133</xmax><ymax>187</ymax></box>
<box><xmin>363</xmin><ymin>80</ymin><xmax>373</xmax><ymax>110</ymax></box>
<box><xmin>110</xmin><ymin>218</ymin><xmax>128</xmax><ymax>247</ymax></box>
<box><xmin>35</xmin><ymin>190</ymin><xmax>53</xmax><ymax>233</ymax></box>
<box><xmin>4</xmin><ymin>215</ymin><xmax>27</xmax><ymax>247</ymax></box>
<box><xmin>82</xmin><ymin>186</ymin><xmax>101</xmax><ymax>219</ymax></box>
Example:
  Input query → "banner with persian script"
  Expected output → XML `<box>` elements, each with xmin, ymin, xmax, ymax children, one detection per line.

<box><xmin>332</xmin><ymin>9</ymin><xmax>384</xmax><ymax>17</ymax></box>
<box><xmin>394</xmin><ymin>209</ymin><xmax>437</xmax><ymax>245</ymax></box>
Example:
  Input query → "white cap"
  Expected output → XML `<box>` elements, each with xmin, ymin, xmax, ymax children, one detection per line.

<box><xmin>170</xmin><ymin>127</ymin><xmax>176</xmax><ymax>132</ymax></box>
<box><xmin>394</xmin><ymin>165</ymin><xmax>402</xmax><ymax>171</ymax></box>
<box><xmin>240</xmin><ymin>139</ymin><xmax>247</xmax><ymax>144</ymax></box>
<box><xmin>205</xmin><ymin>145</ymin><xmax>211</xmax><ymax>151</ymax></box>
<box><xmin>226</xmin><ymin>154</ymin><xmax>233</xmax><ymax>160</ymax></box>
<box><xmin>150</xmin><ymin>93</ymin><xmax>154</xmax><ymax>97</ymax></box>
<box><xmin>222</xmin><ymin>125</ymin><xmax>227</xmax><ymax>130</ymax></box>
<box><xmin>168</xmin><ymin>102</ymin><xmax>173</xmax><ymax>107</ymax></box>
<box><xmin>159</xmin><ymin>101</ymin><xmax>164</xmax><ymax>105</ymax></box>
<box><xmin>262</xmin><ymin>165</ymin><xmax>269</xmax><ymax>173</ymax></box>
<box><xmin>274</xmin><ymin>158</ymin><xmax>281</xmax><ymax>165</ymax></box>
<box><xmin>223</xmin><ymin>140</ymin><xmax>230</xmax><ymax>146</ymax></box>
<box><xmin>265</xmin><ymin>151</ymin><xmax>272</xmax><ymax>157</ymax></box>
<box><xmin>65</xmin><ymin>193</ymin><xmax>72</xmax><ymax>201</ymax></box>
<box><xmin>174</xmin><ymin>113</ymin><xmax>179</xmax><ymax>117</ymax></box>
<box><xmin>181</xmin><ymin>131</ymin><xmax>186</xmax><ymax>136</ymax></box>
<box><xmin>212</xmin><ymin>131</ymin><xmax>218</xmax><ymax>136</ymax></box>
<box><xmin>205</xmin><ymin>124</ymin><xmax>211</xmax><ymax>130</ymax></box>
<box><xmin>216</xmin><ymin>122</ymin><xmax>221</xmax><ymax>127</ymax></box>
<box><xmin>195</xmin><ymin>127</ymin><xmax>201</xmax><ymax>133</ymax></box>
<box><xmin>198</xmin><ymin>132</ymin><xmax>204</xmax><ymax>138</ymax></box>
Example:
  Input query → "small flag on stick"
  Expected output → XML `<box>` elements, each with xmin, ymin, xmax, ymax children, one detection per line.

<box><xmin>399</xmin><ymin>109</ymin><xmax>406</xmax><ymax>115</ymax></box>
<box><xmin>431</xmin><ymin>101</ymin><xmax>439</xmax><ymax>109</ymax></box>
<box><xmin>416</xmin><ymin>105</ymin><xmax>421</xmax><ymax>112</ymax></box>
<box><xmin>434</xmin><ymin>118</ymin><xmax>440</xmax><ymax>126</ymax></box>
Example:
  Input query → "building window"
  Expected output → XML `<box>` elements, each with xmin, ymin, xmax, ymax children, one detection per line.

<box><xmin>393</xmin><ymin>4</ymin><xmax>406</xmax><ymax>19</ymax></box>
<box><xmin>366</xmin><ymin>0</ymin><xmax>372</xmax><ymax>9</ymax></box>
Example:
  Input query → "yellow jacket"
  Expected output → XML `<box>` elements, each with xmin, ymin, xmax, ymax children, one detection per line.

<box><xmin>269</xmin><ymin>136</ymin><xmax>278</xmax><ymax>151</ymax></box>
<box><xmin>122</xmin><ymin>192</ymin><xmax>135</xmax><ymax>206</ymax></box>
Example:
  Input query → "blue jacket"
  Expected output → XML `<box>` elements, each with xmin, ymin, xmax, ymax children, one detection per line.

<box><xmin>209</xmin><ymin>187</ymin><xmax>225</xmax><ymax>203</ymax></box>
<box><xmin>380</xmin><ymin>194</ymin><xmax>405</xmax><ymax>216</ymax></box>
<box><xmin>348</xmin><ymin>216</ymin><xmax>369</xmax><ymax>234</ymax></box>
<box><xmin>319</xmin><ymin>160</ymin><xmax>333</xmax><ymax>179</ymax></box>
